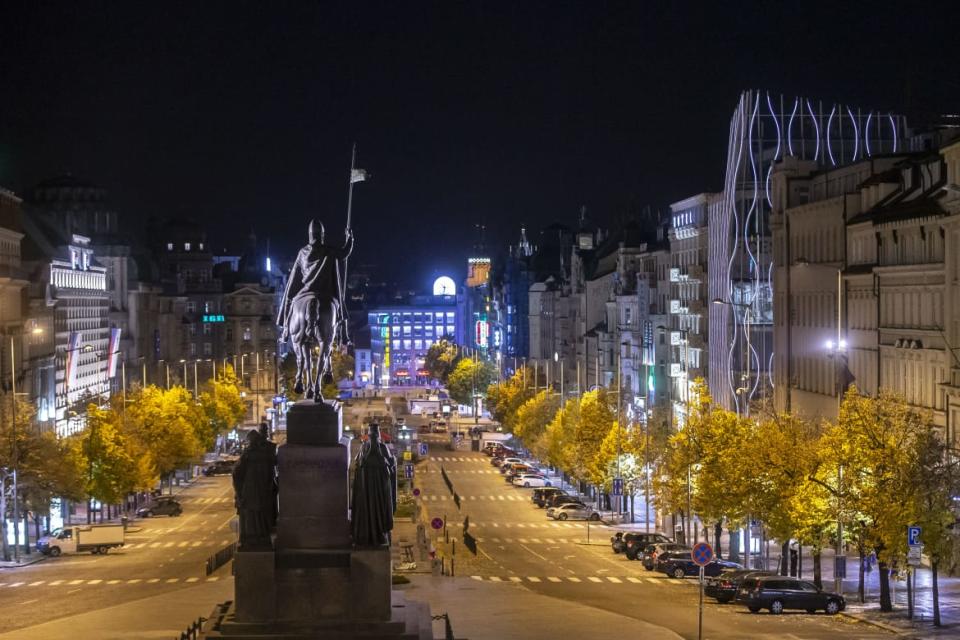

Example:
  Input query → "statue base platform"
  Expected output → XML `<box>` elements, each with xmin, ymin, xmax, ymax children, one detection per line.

<box><xmin>207</xmin><ymin>400</ymin><xmax>433</xmax><ymax>638</ymax></box>
<box><xmin>202</xmin><ymin>590</ymin><xmax>433</xmax><ymax>639</ymax></box>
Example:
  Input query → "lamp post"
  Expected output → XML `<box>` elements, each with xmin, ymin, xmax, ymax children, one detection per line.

<box><xmin>180</xmin><ymin>359</ymin><xmax>187</xmax><ymax>390</ymax></box>
<box><xmin>193</xmin><ymin>359</ymin><xmax>199</xmax><ymax>398</ymax></box>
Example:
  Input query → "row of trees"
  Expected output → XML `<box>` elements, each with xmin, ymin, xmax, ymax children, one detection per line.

<box><xmin>485</xmin><ymin>367</ymin><xmax>960</xmax><ymax>623</ymax></box>
<box><xmin>425</xmin><ymin>339</ymin><xmax>496</xmax><ymax>407</ymax></box>
<box><xmin>0</xmin><ymin>365</ymin><xmax>246</xmax><ymax>560</ymax></box>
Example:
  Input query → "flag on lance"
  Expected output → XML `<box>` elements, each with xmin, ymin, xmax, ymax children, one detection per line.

<box><xmin>64</xmin><ymin>332</ymin><xmax>82</xmax><ymax>391</ymax></box>
<box><xmin>107</xmin><ymin>328</ymin><xmax>122</xmax><ymax>378</ymax></box>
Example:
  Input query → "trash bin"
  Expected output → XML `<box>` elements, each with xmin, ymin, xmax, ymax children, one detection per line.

<box><xmin>121</xmin><ymin>516</ymin><xmax>129</xmax><ymax>530</ymax></box>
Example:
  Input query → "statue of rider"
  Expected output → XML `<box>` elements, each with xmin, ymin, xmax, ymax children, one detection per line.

<box><xmin>277</xmin><ymin>220</ymin><xmax>353</xmax><ymax>345</ymax></box>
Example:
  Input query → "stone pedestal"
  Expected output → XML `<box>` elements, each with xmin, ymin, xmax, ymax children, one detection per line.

<box><xmin>207</xmin><ymin>400</ymin><xmax>430</xmax><ymax>638</ymax></box>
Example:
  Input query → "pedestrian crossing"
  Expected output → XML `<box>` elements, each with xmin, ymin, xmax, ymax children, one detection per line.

<box><xmin>176</xmin><ymin>496</ymin><xmax>233</xmax><ymax>504</ymax></box>
<box><xmin>470</xmin><ymin>575</ymin><xmax>694</xmax><ymax>586</ymax></box>
<box><xmin>0</xmin><ymin>576</ymin><xmax>224</xmax><ymax>589</ymax></box>
<box><xmin>473</xmin><ymin>536</ymin><xmax>597</xmax><ymax>544</ymax></box>
<box><xmin>418</xmin><ymin>494</ymin><xmax>544</xmax><ymax>502</ymax></box>
<box><xmin>432</xmin><ymin>457</ymin><xmax>488</xmax><ymax>463</ymax></box>
<box><xmin>448</xmin><ymin>521</ymin><xmax>611</xmax><ymax>530</ymax></box>
<box><xmin>113</xmin><ymin>537</ymin><xmax>233</xmax><ymax>550</ymax></box>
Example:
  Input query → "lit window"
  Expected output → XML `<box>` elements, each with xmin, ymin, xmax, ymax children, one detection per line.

<box><xmin>403</xmin><ymin>340</ymin><xmax>412</xmax><ymax>350</ymax></box>
<box><xmin>199</xmin><ymin>242</ymin><xmax>204</xmax><ymax>250</ymax></box>
<box><xmin>184</xmin><ymin>242</ymin><xmax>191</xmax><ymax>251</ymax></box>
<box><xmin>414</xmin><ymin>340</ymin><xmax>422</xmax><ymax>350</ymax></box>
<box><xmin>185</xmin><ymin>301</ymin><xmax>196</xmax><ymax>313</ymax></box>
<box><xmin>203</xmin><ymin>324</ymin><xmax>212</xmax><ymax>336</ymax></box>
<box><xmin>189</xmin><ymin>343</ymin><xmax>197</xmax><ymax>356</ymax></box>
<box><xmin>243</xmin><ymin>326</ymin><xmax>252</xmax><ymax>341</ymax></box>
<box><xmin>446</xmin><ymin>312</ymin><xmax>455</xmax><ymax>321</ymax></box>
<box><xmin>446</xmin><ymin>325</ymin><xmax>455</xmax><ymax>335</ymax></box>
<box><xmin>167</xmin><ymin>243</ymin><xmax>173</xmax><ymax>251</ymax></box>
<box><xmin>392</xmin><ymin>340</ymin><xmax>401</xmax><ymax>350</ymax></box>
<box><xmin>436</xmin><ymin>325</ymin><xmax>444</xmax><ymax>336</ymax></box>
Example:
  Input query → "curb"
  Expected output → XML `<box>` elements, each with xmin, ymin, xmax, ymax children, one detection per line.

<box><xmin>0</xmin><ymin>555</ymin><xmax>47</xmax><ymax>570</ymax></box>
<box><xmin>840</xmin><ymin>611</ymin><xmax>912</xmax><ymax>636</ymax></box>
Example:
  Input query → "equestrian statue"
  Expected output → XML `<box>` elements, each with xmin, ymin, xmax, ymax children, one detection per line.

<box><xmin>277</xmin><ymin>219</ymin><xmax>353</xmax><ymax>401</ymax></box>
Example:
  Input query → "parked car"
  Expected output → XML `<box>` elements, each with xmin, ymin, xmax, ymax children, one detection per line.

<box><xmin>503</xmin><ymin>464</ymin><xmax>533</xmax><ymax>479</ymax></box>
<box><xmin>660</xmin><ymin>555</ymin><xmax>744</xmax><ymax>579</ymax></box>
<box><xmin>705</xmin><ymin>570</ymin><xmax>775</xmax><ymax>603</ymax></box>
<box><xmin>37</xmin><ymin>524</ymin><xmax>125</xmax><ymax>556</ymax></box>
<box><xmin>547</xmin><ymin>493</ymin><xmax>585</xmax><ymax>509</ymax></box>
<box><xmin>512</xmin><ymin>473</ymin><xmax>551</xmax><ymax>488</ymax></box>
<box><xmin>203</xmin><ymin>459</ymin><xmax>236</xmax><ymax>476</ymax></box>
<box><xmin>493</xmin><ymin>456</ymin><xmax>521</xmax><ymax>468</ymax></box>
<box><xmin>736</xmin><ymin>575</ymin><xmax>845</xmax><ymax>615</ymax></box>
<box><xmin>641</xmin><ymin>543</ymin><xmax>691</xmax><ymax>570</ymax></box>
<box><xmin>622</xmin><ymin>532</ymin><xmax>673</xmax><ymax>559</ymax></box>
<box><xmin>532</xmin><ymin>487</ymin><xmax>568</xmax><ymax>508</ymax></box>
<box><xmin>418</xmin><ymin>424</ymin><xmax>431</xmax><ymax>434</ymax></box>
<box><xmin>137</xmin><ymin>497</ymin><xmax>183</xmax><ymax>518</ymax></box>
<box><xmin>549</xmin><ymin>503</ymin><xmax>601</xmax><ymax>521</ymax></box>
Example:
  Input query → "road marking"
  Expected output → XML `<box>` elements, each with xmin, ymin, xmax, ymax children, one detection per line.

<box><xmin>567</xmin><ymin>577</ymin><xmax>581</xmax><ymax>583</ymax></box>
<box><xmin>87</xmin><ymin>579</ymin><xmax>103</xmax><ymax>585</ymax></box>
<box><xmin>520</xmin><ymin>544</ymin><xmax>548</xmax><ymax>562</ymax></box>
<box><xmin>508</xmin><ymin>577</ymin><xmax>522</xmax><ymax>582</ymax></box>
<box><xmin>27</xmin><ymin>581</ymin><xmax>45</xmax><ymax>587</ymax></box>
<box><xmin>149</xmin><ymin>542</ymin><xmax>162</xmax><ymax>548</ymax></box>
<box><xmin>147</xmin><ymin>578</ymin><xmax>160</xmax><ymax>583</ymax></box>
<box><xmin>165</xmin><ymin>578</ymin><xmax>179</xmax><ymax>583</ymax></box>
<box><xmin>627</xmin><ymin>577</ymin><xmax>642</xmax><ymax>583</ymax></box>
<box><xmin>127</xmin><ymin>579</ymin><xmax>142</xmax><ymax>584</ymax></box>
<box><xmin>518</xmin><ymin>538</ymin><xmax>528</xmax><ymax>544</ymax></box>
<box><xmin>206</xmin><ymin>576</ymin><xmax>220</xmax><ymax>582</ymax></box>
<box><xmin>587</xmin><ymin>577</ymin><xmax>603</xmax><ymax>583</ymax></box>
<box><xmin>547</xmin><ymin>577</ymin><xmax>561</xmax><ymax>583</ymax></box>
<box><xmin>471</xmin><ymin>576</ymin><xmax>483</xmax><ymax>581</ymax></box>
<box><xmin>178</xmin><ymin>541</ymin><xmax>190</xmax><ymax>547</ymax></box>
<box><xmin>646</xmin><ymin>578</ymin><xmax>659</xmax><ymax>584</ymax></box>
<box><xmin>107</xmin><ymin>580</ymin><xmax>122</xmax><ymax>585</ymax></box>
<box><xmin>607</xmin><ymin>577</ymin><xmax>622</xmax><ymax>583</ymax></box>
<box><xmin>504</xmin><ymin>538</ymin><xmax>513</xmax><ymax>543</ymax></box>
<box><xmin>529</xmin><ymin>538</ymin><xmax>542</xmax><ymax>543</ymax></box>
<box><xmin>497</xmin><ymin>496</ymin><xmax>505</xmax><ymax>501</ymax></box>
<box><xmin>17</xmin><ymin>599</ymin><xmax>38</xmax><ymax>605</ymax></box>
<box><xmin>515</xmin><ymin>523</ymin><xmax>526</xmax><ymax>528</ymax></box>
<box><xmin>191</xmin><ymin>541</ymin><xmax>203</xmax><ymax>547</ymax></box>
<box><xmin>489</xmin><ymin>576</ymin><xmax>502</xmax><ymax>582</ymax></box>
<box><xmin>527</xmin><ymin>577</ymin><xmax>541</xmax><ymax>582</ymax></box>
<box><xmin>48</xmin><ymin>580</ymin><xmax>64</xmax><ymax>586</ymax></box>
<box><xmin>544</xmin><ymin>538</ymin><xmax>556</xmax><ymax>544</ymax></box>
<box><xmin>186</xmin><ymin>577</ymin><xmax>199</xmax><ymax>583</ymax></box>
<box><xmin>67</xmin><ymin>580</ymin><xmax>83</xmax><ymax>586</ymax></box>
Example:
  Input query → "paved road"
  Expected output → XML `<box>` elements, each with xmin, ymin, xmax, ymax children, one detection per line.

<box><xmin>0</xmin><ymin>475</ymin><xmax>235</xmax><ymax>635</ymax></box>
<box><xmin>416</xmin><ymin>435</ymin><xmax>889</xmax><ymax>640</ymax></box>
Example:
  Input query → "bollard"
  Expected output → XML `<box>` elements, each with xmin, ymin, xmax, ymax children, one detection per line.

<box><xmin>451</xmin><ymin>541</ymin><xmax>456</xmax><ymax>576</ymax></box>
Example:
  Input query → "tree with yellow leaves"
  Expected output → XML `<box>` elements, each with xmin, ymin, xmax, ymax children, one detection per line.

<box><xmin>514</xmin><ymin>390</ymin><xmax>559</xmax><ymax>461</ymax></box>
<box><xmin>125</xmin><ymin>385</ymin><xmax>204</xmax><ymax>491</ymax></box>
<box><xmin>199</xmin><ymin>363</ymin><xmax>246</xmax><ymax>448</ymax></box>
<box><xmin>485</xmin><ymin>366</ymin><xmax>535</xmax><ymax>433</ymax></box>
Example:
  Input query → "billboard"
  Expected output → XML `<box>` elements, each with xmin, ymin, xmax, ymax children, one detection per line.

<box><xmin>467</xmin><ymin>257</ymin><xmax>491</xmax><ymax>288</ymax></box>
<box><xmin>107</xmin><ymin>328</ymin><xmax>122</xmax><ymax>378</ymax></box>
<box><xmin>65</xmin><ymin>332</ymin><xmax>82</xmax><ymax>390</ymax></box>
<box><xmin>475</xmin><ymin>320</ymin><xmax>489</xmax><ymax>348</ymax></box>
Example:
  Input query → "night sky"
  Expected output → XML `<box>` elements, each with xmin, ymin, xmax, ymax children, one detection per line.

<box><xmin>2</xmin><ymin>1</ymin><xmax>958</xmax><ymax>289</ymax></box>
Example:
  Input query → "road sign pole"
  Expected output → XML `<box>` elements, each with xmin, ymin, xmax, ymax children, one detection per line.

<box><xmin>698</xmin><ymin>565</ymin><xmax>704</xmax><ymax>640</ymax></box>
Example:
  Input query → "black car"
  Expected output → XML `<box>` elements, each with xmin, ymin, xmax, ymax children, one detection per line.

<box><xmin>203</xmin><ymin>459</ymin><xmax>236</xmax><ymax>476</ymax></box>
<box><xmin>705</xmin><ymin>570</ymin><xmax>775</xmax><ymax>603</ymax></box>
<box><xmin>547</xmin><ymin>494</ymin><xmax>584</xmax><ymax>509</ymax></box>
<box><xmin>660</xmin><ymin>555</ymin><xmax>744</xmax><ymax>579</ymax></box>
<box><xmin>642</xmin><ymin>543</ymin><xmax>692</xmax><ymax>570</ymax></box>
<box><xmin>137</xmin><ymin>497</ymin><xmax>183</xmax><ymax>518</ymax></box>
<box><xmin>736</xmin><ymin>575</ymin><xmax>845</xmax><ymax>615</ymax></box>
<box><xmin>532</xmin><ymin>487</ymin><xmax>567</xmax><ymax>507</ymax></box>
<box><xmin>622</xmin><ymin>532</ymin><xmax>673</xmax><ymax>559</ymax></box>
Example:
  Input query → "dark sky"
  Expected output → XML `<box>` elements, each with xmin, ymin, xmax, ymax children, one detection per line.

<box><xmin>2</xmin><ymin>1</ymin><xmax>958</xmax><ymax>289</ymax></box>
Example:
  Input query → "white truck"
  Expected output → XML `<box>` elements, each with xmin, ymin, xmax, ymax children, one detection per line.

<box><xmin>37</xmin><ymin>524</ymin><xmax>125</xmax><ymax>556</ymax></box>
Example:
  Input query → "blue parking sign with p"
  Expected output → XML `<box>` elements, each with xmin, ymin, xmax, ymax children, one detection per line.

<box><xmin>908</xmin><ymin>525</ymin><xmax>921</xmax><ymax>546</ymax></box>
<box><xmin>418</xmin><ymin>442</ymin><xmax>428</xmax><ymax>456</ymax></box>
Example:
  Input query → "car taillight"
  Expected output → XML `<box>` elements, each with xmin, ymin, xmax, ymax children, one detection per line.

<box><xmin>721</xmin><ymin>581</ymin><xmax>732</xmax><ymax>588</ymax></box>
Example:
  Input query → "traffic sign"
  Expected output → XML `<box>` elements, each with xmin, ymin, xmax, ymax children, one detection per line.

<box><xmin>612</xmin><ymin>477</ymin><xmax>623</xmax><ymax>497</ymax></box>
<box><xmin>403</xmin><ymin>450</ymin><xmax>412</xmax><ymax>461</ymax></box>
<box><xmin>412</xmin><ymin>487</ymin><xmax>421</xmax><ymax>497</ymax></box>
<box><xmin>907</xmin><ymin>545</ymin><xmax>922</xmax><ymax>566</ymax></box>
<box><xmin>691</xmin><ymin>542</ymin><xmax>714</xmax><ymax>567</ymax></box>
<box><xmin>404</xmin><ymin>463</ymin><xmax>414</xmax><ymax>479</ymax></box>
<box><xmin>908</xmin><ymin>525</ymin><xmax>922</xmax><ymax>546</ymax></box>
<box><xmin>431</xmin><ymin>517</ymin><xmax>444</xmax><ymax>531</ymax></box>
<box><xmin>418</xmin><ymin>442</ymin><xmax>428</xmax><ymax>456</ymax></box>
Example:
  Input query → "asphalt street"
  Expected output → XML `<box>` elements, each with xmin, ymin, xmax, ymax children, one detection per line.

<box><xmin>0</xmin><ymin>474</ymin><xmax>235</xmax><ymax>635</ymax></box>
<box><xmin>416</xmin><ymin>434</ymin><xmax>891</xmax><ymax>640</ymax></box>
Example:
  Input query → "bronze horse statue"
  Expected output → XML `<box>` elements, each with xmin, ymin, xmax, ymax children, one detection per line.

<box><xmin>277</xmin><ymin>220</ymin><xmax>353</xmax><ymax>401</ymax></box>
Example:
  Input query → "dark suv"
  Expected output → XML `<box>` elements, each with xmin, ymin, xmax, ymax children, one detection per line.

<box><xmin>622</xmin><ymin>532</ymin><xmax>673</xmax><ymax>559</ymax></box>
<box><xmin>705</xmin><ymin>570</ymin><xmax>774</xmax><ymax>603</ymax></box>
<box><xmin>532</xmin><ymin>487</ymin><xmax>567</xmax><ymax>508</ymax></box>
<box><xmin>547</xmin><ymin>494</ymin><xmax>584</xmax><ymax>509</ymax></box>
<box><xmin>137</xmin><ymin>497</ymin><xmax>183</xmax><ymax>518</ymax></box>
<box><xmin>736</xmin><ymin>575</ymin><xmax>845</xmax><ymax>615</ymax></box>
<box><xmin>659</xmin><ymin>555</ymin><xmax>743</xmax><ymax>579</ymax></box>
<box><xmin>642</xmin><ymin>543</ymin><xmax>691</xmax><ymax>570</ymax></box>
<box><xmin>203</xmin><ymin>459</ymin><xmax>236</xmax><ymax>476</ymax></box>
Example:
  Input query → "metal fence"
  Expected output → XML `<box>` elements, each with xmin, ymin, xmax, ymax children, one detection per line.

<box><xmin>205</xmin><ymin>542</ymin><xmax>237</xmax><ymax>575</ymax></box>
<box><xmin>432</xmin><ymin>612</ymin><xmax>455</xmax><ymax>640</ymax></box>
<box><xmin>176</xmin><ymin>617</ymin><xmax>205</xmax><ymax>640</ymax></box>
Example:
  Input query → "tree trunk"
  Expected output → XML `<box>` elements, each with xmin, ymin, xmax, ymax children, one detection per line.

<box><xmin>878</xmin><ymin>561</ymin><xmax>892</xmax><ymax>612</ymax></box>
<box><xmin>714</xmin><ymin>522</ymin><xmax>723</xmax><ymax>559</ymax></box>
<box><xmin>729</xmin><ymin>527</ymin><xmax>740</xmax><ymax>564</ymax></box>
<box><xmin>798</xmin><ymin>544</ymin><xmax>803</xmax><ymax>579</ymax></box>
<box><xmin>933</xmin><ymin>560</ymin><xmax>940</xmax><ymax>627</ymax></box>
<box><xmin>907</xmin><ymin>568</ymin><xmax>914</xmax><ymax>619</ymax></box>
<box><xmin>0</xmin><ymin>480</ymin><xmax>9</xmax><ymax>562</ymax></box>
<box><xmin>780</xmin><ymin>540</ymin><xmax>789</xmax><ymax>575</ymax></box>
<box><xmin>858</xmin><ymin>546</ymin><xmax>865</xmax><ymax>603</ymax></box>
<box><xmin>813</xmin><ymin>550</ymin><xmax>822</xmax><ymax>590</ymax></box>
<box><xmin>86</xmin><ymin>498</ymin><xmax>92</xmax><ymax>524</ymax></box>
<box><xmin>21</xmin><ymin>511</ymin><xmax>29</xmax><ymax>555</ymax></box>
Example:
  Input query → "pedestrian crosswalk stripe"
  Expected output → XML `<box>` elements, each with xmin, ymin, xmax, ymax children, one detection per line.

<box><xmin>504</xmin><ymin>538</ymin><xmax>513</xmax><ymax>543</ymax></box>
<box><xmin>607</xmin><ymin>577</ymin><xmax>622</xmax><ymax>583</ymax></box>
<box><xmin>186</xmin><ymin>577</ymin><xmax>199</xmax><ymax>583</ymax></box>
<box><xmin>166</xmin><ymin>578</ymin><xmax>179</xmax><ymax>583</ymax></box>
<box><xmin>28</xmin><ymin>581</ymin><xmax>44</xmax><ymax>586</ymax></box>
<box><xmin>529</xmin><ymin>538</ymin><xmax>542</xmax><ymax>543</ymax></box>
<box><xmin>547</xmin><ymin>577</ymin><xmax>561</xmax><ymax>582</ymax></box>
<box><xmin>517</xmin><ymin>538</ymin><xmax>528</xmax><ymax>543</ymax></box>
<box><xmin>471</xmin><ymin>575</ymin><xmax>483</xmax><ymax>581</ymax></box>
<box><xmin>627</xmin><ymin>577</ymin><xmax>642</xmax><ymax>583</ymax></box>
<box><xmin>147</xmin><ymin>578</ymin><xmax>160</xmax><ymax>583</ymax></box>
<box><xmin>49</xmin><ymin>580</ymin><xmax>63</xmax><ymax>586</ymax></box>
<box><xmin>567</xmin><ymin>577</ymin><xmax>581</xmax><ymax>582</ymax></box>
<box><xmin>127</xmin><ymin>579</ymin><xmax>141</xmax><ymax>584</ymax></box>
<box><xmin>178</xmin><ymin>541</ymin><xmax>189</xmax><ymax>547</ymax></box>
<box><xmin>191</xmin><ymin>541</ymin><xmax>203</xmax><ymax>547</ymax></box>
<box><xmin>489</xmin><ymin>576</ymin><xmax>502</xmax><ymax>582</ymax></box>
<box><xmin>515</xmin><ymin>523</ymin><xmax>526</xmax><ymax>528</ymax></box>
<box><xmin>206</xmin><ymin>576</ymin><xmax>220</xmax><ymax>582</ymax></box>
<box><xmin>67</xmin><ymin>580</ymin><xmax>83</xmax><ymax>585</ymax></box>
<box><xmin>527</xmin><ymin>577</ymin><xmax>541</xmax><ymax>582</ymax></box>
<box><xmin>107</xmin><ymin>580</ymin><xmax>121</xmax><ymax>585</ymax></box>
<box><xmin>87</xmin><ymin>579</ymin><xmax>103</xmax><ymax>585</ymax></box>
<box><xmin>587</xmin><ymin>577</ymin><xmax>602</xmax><ymax>583</ymax></box>
<box><xmin>508</xmin><ymin>577</ymin><xmax>522</xmax><ymax>582</ymax></box>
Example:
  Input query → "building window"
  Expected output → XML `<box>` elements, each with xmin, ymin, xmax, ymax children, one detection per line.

<box><xmin>203</xmin><ymin>324</ymin><xmax>212</xmax><ymax>336</ymax></box>
<box><xmin>167</xmin><ymin>242</ymin><xmax>173</xmax><ymax>251</ymax></box>
<box><xmin>392</xmin><ymin>340</ymin><xmax>401</xmax><ymax>350</ymax></box>
<box><xmin>414</xmin><ymin>340</ymin><xmax>422</xmax><ymax>350</ymax></box>
<box><xmin>203</xmin><ymin>342</ymin><xmax>212</xmax><ymax>356</ymax></box>
<box><xmin>189</xmin><ymin>343</ymin><xmax>197</xmax><ymax>356</ymax></box>
<box><xmin>185</xmin><ymin>301</ymin><xmax>196</xmax><ymax>313</ymax></box>
<box><xmin>243</xmin><ymin>326</ymin><xmax>252</xmax><ymax>341</ymax></box>
<box><xmin>184</xmin><ymin>242</ymin><xmax>191</xmax><ymax>251</ymax></box>
<box><xmin>446</xmin><ymin>325</ymin><xmax>455</xmax><ymax>335</ymax></box>
<box><xmin>446</xmin><ymin>312</ymin><xmax>455</xmax><ymax>321</ymax></box>
<box><xmin>403</xmin><ymin>340</ymin><xmax>412</xmax><ymax>350</ymax></box>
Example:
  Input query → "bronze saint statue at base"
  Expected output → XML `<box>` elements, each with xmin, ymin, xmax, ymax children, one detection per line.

<box><xmin>350</xmin><ymin>424</ymin><xmax>397</xmax><ymax>547</ymax></box>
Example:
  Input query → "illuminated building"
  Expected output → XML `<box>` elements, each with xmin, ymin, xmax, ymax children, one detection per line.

<box><xmin>368</xmin><ymin>280</ymin><xmax>461</xmax><ymax>386</ymax></box>
<box><xmin>708</xmin><ymin>90</ymin><xmax>907</xmax><ymax>414</ymax></box>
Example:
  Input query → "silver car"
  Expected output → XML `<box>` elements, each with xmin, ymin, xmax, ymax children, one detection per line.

<box><xmin>550</xmin><ymin>503</ymin><xmax>601</xmax><ymax>521</ymax></box>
